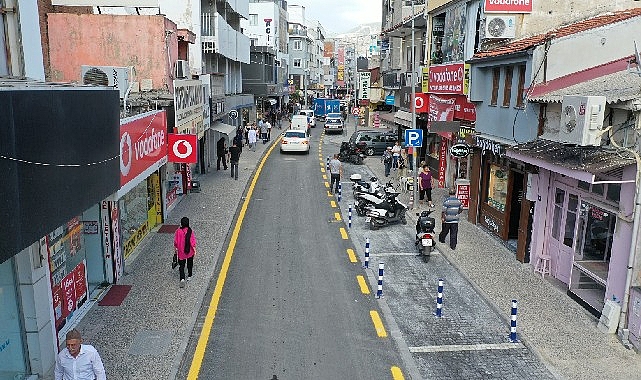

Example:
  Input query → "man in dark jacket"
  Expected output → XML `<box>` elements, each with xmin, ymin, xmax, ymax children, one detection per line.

<box><xmin>216</xmin><ymin>137</ymin><xmax>228</xmax><ymax>170</ymax></box>
<box><xmin>228</xmin><ymin>141</ymin><xmax>242</xmax><ymax>180</ymax></box>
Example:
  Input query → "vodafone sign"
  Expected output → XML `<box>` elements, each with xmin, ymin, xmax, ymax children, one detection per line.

<box><xmin>167</xmin><ymin>134</ymin><xmax>198</xmax><ymax>163</ymax></box>
<box><xmin>119</xmin><ymin>110</ymin><xmax>168</xmax><ymax>189</ymax></box>
<box><xmin>413</xmin><ymin>93</ymin><xmax>429</xmax><ymax>113</ymax></box>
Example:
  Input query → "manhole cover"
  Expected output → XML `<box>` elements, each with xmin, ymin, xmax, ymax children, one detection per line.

<box><xmin>128</xmin><ymin>330</ymin><xmax>173</xmax><ymax>356</ymax></box>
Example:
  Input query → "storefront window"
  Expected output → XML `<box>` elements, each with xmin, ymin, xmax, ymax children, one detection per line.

<box><xmin>551</xmin><ymin>188</ymin><xmax>564</xmax><ymax>240</ymax></box>
<box><xmin>120</xmin><ymin>179</ymin><xmax>155</xmax><ymax>259</ymax></box>
<box><xmin>486</xmin><ymin>164</ymin><xmax>508</xmax><ymax>212</ymax></box>
<box><xmin>0</xmin><ymin>259</ymin><xmax>27</xmax><ymax>377</ymax></box>
<box><xmin>577</xmin><ymin>203</ymin><xmax>615</xmax><ymax>261</ymax></box>
<box><xmin>606</xmin><ymin>183</ymin><xmax>621</xmax><ymax>203</ymax></box>
<box><xmin>563</xmin><ymin>194</ymin><xmax>579</xmax><ymax>247</ymax></box>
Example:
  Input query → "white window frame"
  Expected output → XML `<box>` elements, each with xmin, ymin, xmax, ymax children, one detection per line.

<box><xmin>293</xmin><ymin>40</ymin><xmax>302</xmax><ymax>51</ymax></box>
<box><xmin>293</xmin><ymin>59</ymin><xmax>302</xmax><ymax>68</ymax></box>
<box><xmin>249</xmin><ymin>14</ymin><xmax>258</xmax><ymax>26</ymax></box>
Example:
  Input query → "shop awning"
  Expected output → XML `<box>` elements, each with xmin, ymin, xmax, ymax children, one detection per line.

<box><xmin>394</xmin><ymin>110</ymin><xmax>414</xmax><ymax>127</ymax></box>
<box><xmin>507</xmin><ymin>139</ymin><xmax>635</xmax><ymax>183</ymax></box>
<box><xmin>210</xmin><ymin>122</ymin><xmax>237</xmax><ymax>139</ymax></box>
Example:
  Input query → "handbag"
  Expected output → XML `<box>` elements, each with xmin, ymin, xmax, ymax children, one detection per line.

<box><xmin>172</xmin><ymin>253</ymin><xmax>178</xmax><ymax>269</ymax></box>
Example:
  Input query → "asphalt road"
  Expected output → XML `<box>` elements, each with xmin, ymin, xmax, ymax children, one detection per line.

<box><xmin>184</xmin><ymin>126</ymin><xmax>406</xmax><ymax>379</ymax></box>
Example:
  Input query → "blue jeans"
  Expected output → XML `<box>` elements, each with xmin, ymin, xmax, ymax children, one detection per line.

<box><xmin>384</xmin><ymin>162</ymin><xmax>392</xmax><ymax>177</ymax></box>
<box><xmin>230</xmin><ymin>161</ymin><xmax>239</xmax><ymax>180</ymax></box>
<box><xmin>330</xmin><ymin>173</ymin><xmax>340</xmax><ymax>193</ymax></box>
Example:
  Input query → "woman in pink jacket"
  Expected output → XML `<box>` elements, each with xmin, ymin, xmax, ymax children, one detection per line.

<box><xmin>174</xmin><ymin>217</ymin><xmax>197</xmax><ymax>288</ymax></box>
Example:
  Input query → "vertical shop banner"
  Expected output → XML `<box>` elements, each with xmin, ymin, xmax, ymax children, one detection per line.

<box><xmin>427</xmin><ymin>63</ymin><xmax>465</xmax><ymax>94</ymax></box>
<box><xmin>484</xmin><ymin>0</ymin><xmax>532</xmax><ymax>13</ymax></box>
<box><xmin>110</xmin><ymin>204</ymin><xmax>123</xmax><ymax>282</ymax></box>
<box><xmin>337</xmin><ymin>64</ymin><xmax>345</xmax><ymax>82</ymax></box>
<box><xmin>456</xmin><ymin>180</ymin><xmax>471</xmax><ymax>209</ymax></box>
<box><xmin>358</xmin><ymin>71</ymin><xmax>371</xmax><ymax>100</ymax></box>
<box><xmin>337</xmin><ymin>47</ymin><xmax>345</xmax><ymax>87</ymax></box>
<box><xmin>119</xmin><ymin>110</ymin><xmax>168</xmax><ymax>191</ymax></box>
<box><xmin>174</xmin><ymin>79</ymin><xmax>204</xmax><ymax>135</ymax></box>
<box><xmin>421</xmin><ymin>67</ymin><xmax>430</xmax><ymax>93</ymax></box>
<box><xmin>438</xmin><ymin>138</ymin><xmax>449</xmax><ymax>188</ymax></box>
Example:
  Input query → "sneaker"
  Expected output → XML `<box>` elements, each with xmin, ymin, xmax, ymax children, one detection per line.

<box><xmin>187</xmin><ymin>276</ymin><xmax>192</xmax><ymax>281</ymax></box>
<box><xmin>180</xmin><ymin>279</ymin><xmax>185</xmax><ymax>288</ymax></box>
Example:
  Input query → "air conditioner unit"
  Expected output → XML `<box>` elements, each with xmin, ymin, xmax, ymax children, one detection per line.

<box><xmin>80</xmin><ymin>65</ymin><xmax>131</xmax><ymax>99</ymax></box>
<box><xmin>485</xmin><ymin>16</ymin><xmax>516</xmax><ymax>39</ymax></box>
<box><xmin>558</xmin><ymin>95</ymin><xmax>607</xmax><ymax>146</ymax></box>
<box><xmin>175</xmin><ymin>60</ymin><xmax>189</xmax><ymax>79</ymax></box>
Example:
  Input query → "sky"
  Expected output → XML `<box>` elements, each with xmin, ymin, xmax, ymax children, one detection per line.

<box><xmin>289</xmin><ymin>0</ymin><xmax>382</xmax><ymax>35</ymax></box>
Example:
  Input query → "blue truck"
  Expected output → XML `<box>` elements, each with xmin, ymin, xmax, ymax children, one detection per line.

<box><xmin>313</xmin><ymin>98</ymin><xmax>341</xmax><ymax>121</ymax></box>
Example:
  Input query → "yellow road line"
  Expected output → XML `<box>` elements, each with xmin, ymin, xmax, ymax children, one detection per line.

<box><xmin>346</xmin><ymin>249</ymin><xmax>358</xmax><ymax>263</ymax></box>
<box><xmin>339</xmin><ymin>227</ymin><xmax>348</xmax><ymax>239</ymax></box>
<box><xmin>330</xmin><ymin>200</ymin><xmax>337</xmax><ymax>208</ymax></box>
<box><xmin>322</xmin><ymin>174</ymin><xmax>327</xmax><ymax>180</ymax></box>
<box><xmin>324</xmin><ymin>182</ymin><xmax>330</xmax><ymax>188</ymax></box>
<box><xmin>187</xmin><ymin>138</ymin><xmax>280</xmax><ymax>379</ymax></box>
<box><xmin>334</xmin><ymin>212</ymin><xmax>342</xmax><ymax>221</ymax></box>
<box><xmin>391</xmin><ymin>366</ymin><xmax>405</xmax><ymax>380</ymax></box>
<box><xmin>370</xmin><ymin>310</ymin><xmax>388</xmax><ymax>338</ymax></box>
<box><xmin>357</xmin><ymin>275</ymin><xmax>370</xmax><ymax>294</ymax></box>
<box><xmin>327</xmin><ymin>191</ymin><xmax>332</xmax><ymax>197</ymax></box>
<box><xmin>321</xmin><ymin>168</ymin><xmax>326</xmax><ymax>173</ymax></box>
<box><xmin>320</xmin><ymin>162</ymin><xmax>325</xmax><ymax>167</ymax></box>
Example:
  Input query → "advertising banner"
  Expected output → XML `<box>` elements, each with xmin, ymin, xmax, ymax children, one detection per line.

<box><xmin>438</xmin><ymin>138</ymin><xmax>448</xmax><ymax>188</ymax></box>
<box><xmin>167</xmin><ymin>133</ymin><xmax>198</xmax><ymax>163</ymax></box>
<box><xmin>413</xmin><ymin>93</ymin><xmax>429</xmax><ymax>113</ymax></box>
<box><xmin>174</xmin><ymin>79</ymin><xmax>204</xmax><ymax>135</ymax></box>
<box><xmin>119</xmin><ymin>110</ymin><xmax>168</xmax><ymax>190</ymax></box>
<box><xmin>337</xmin><ymin>47</ymin><xmax>345</xmax><ymax>86</ymax></box>
<box><xmin>358</xmin><ymin>72</ymin><xmax>371</xmax><ymax>100</ymax></box>
<box><xmin>427</xmin><ymin>63</ymin><xmax>466</xmax><ymax>94</ymax></box>
<box><xmin>484</xmin><ymin>0</ymin><xmax>532</xmax><ymax>13</ymax></box>
<box><xmin>428</xmin><ymin>95</ymin><xmax>456</xmax><ymax>122</ymax></box>
<box><xmin>456</xmin><ymin>179</ymin><xmax>471</xmax><ymax>209</ymax></box>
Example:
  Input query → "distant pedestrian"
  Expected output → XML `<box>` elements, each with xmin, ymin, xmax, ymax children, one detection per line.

<box><xmin>228</xmin><ymin>140</ymin><xmax>242</xmax><ymax>180</ymax></box>
<box><xmin>266</xmin><ymin>120</ymin><xmax>272</xmax><ymax>141</ymax></box>
<box><xmin>260</xmin><ymin>121</ymin><xmax>268</xmax><ymax>143</ymax></box>
<box><xmin>418</xmin><ymin>165</ymin><xmax>434</xmax><ymax>208</ymax></box>
<box><xmin>55</xmin><ymin>329</ymin><xmax>106</xmax><ymax>380</ymax></box>
<box><xmin>216</xmin><ymin>137</ymin><xmax>228</xmax><ymax>171</ymax></box>
<box><xmin>391</xmin><ymin>141</ymin><xmax>401</xmax><ymax>170</ymax></box>
<box><xmin>244</xmin><ymin>124</ymin><xmax>250</xmax><ymax>145</ymax></box>
<box><xmin>174</xmin><ymin>217</ymin><xmax>197</xmax><ymax>287</ymax></box>
<box><xmin>276</xmin><ymin>110</ymin><xmax>283</xmax><ymax>129</ymax></box>
<box><xmin>233</xmin><ymin>129</ymin><xmax>244</xmax><ymax>153</ymax></box>
<box><xmin>439</xmin><ymin>188</ymin><xmax>463</xmax><ymax>250</ymax></box>
<box><xmin>248</xmin><ymin>127</ymin><xmax>258</xmax><ymax>151</ymax></box>
<box><xmin>381</xmin><ymin>147</ymin><xmax>393</xmax><ymax>177</ymax></box>
<box><xmin>329</xmin><ymin>153</ymin><xmax>342</xmax><ymax>194</ymax></box>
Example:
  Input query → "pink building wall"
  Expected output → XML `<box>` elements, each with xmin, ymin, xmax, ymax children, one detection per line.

<box><xmin>47</xmin><ymin>14</ymin><xmax>179</xmax><ymax>92</ymax></box>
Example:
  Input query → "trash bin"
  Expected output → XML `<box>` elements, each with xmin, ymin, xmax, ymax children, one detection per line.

<box><xmin>190</xmin><ymin>180</ymin><xmax>201</xmax><ymax>193</ymax></box>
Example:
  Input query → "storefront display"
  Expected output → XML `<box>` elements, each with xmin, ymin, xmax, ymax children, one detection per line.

<box><xmin>487</xmin><ymin>164</ymin><xmax>508</xmax><ymax>212</ymax></box>
<box><xmin>0</xmin><ymin>259</ymin><xmax>27</xmax><ymax>377</ymax></box>
<box><xmin>120</xmin><ymin>174</ymin><xmax>162</xmax><ymax>259</ymax></box>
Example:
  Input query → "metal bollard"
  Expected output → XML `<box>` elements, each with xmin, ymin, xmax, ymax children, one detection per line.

<box><xmin>338</xmin><ymin>183</ymin><xmax>342</xmax><ymax>202</ymax></box>
<box><xmin>376</xmin><ymin>262</ymin><xmax>384</xmax><ymax>298</ymax></box>
<box><xmin>510</xmin><ymin>300</ymin><xmax>519</xmax><ymax>342</ymax></box>
<box><xmin>435</xmin><ymin>279</ymin><xmax>444</xmax><ymax>318</ymax></box>
<box><xmin>348</xmin><ymin>205</ymin><xmax>352</xmax><ymax>228</ymax></box>
<box><xmin>363</xmin><ymin>238</ymin><xmax>370</xmax><ymax>269</ymax></box>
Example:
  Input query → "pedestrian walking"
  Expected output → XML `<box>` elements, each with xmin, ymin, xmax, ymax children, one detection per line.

<box><xmin>228</xmin><ymin>140</ymin><xmax>241</xmax><ymax>180</ymax></box>
<box><xmin>329</xmin><ymin>153</ymin><xmax>342</xmax><ymax>194</ymax></box>
<box><xmin>418</xmin><ymin>165</ymin><xmax>434</xmax><ymax>207</ymax></box>
<box><xmin>260</xmin><ymin>121</ymin><xmax>268</xmax><ymax>144</ymax></box>
<box><xmin>244</xmin><ymin>124</ymin><xmax>250</xmax><ymax>146</ymax></box>
<box><xmin>276</xmin><ymin>110</ymin><xmax>283</xmax><ymax>129</ymax></box>
<box><xmin>391</xmin><ymin>141</ymin><xmax>401</xmax><ymax>170</ymax></box>
<box><xmin>55</xmin><ymin>329</ymin><xmax>106</xmax><ymax>380</ymax></box>
<box><xmin>233</xmin><ymin>129</ymin><xmax>244</xmax><ymax>153</ymax></box>
<box><xmin>266</xmin><ymin>120</ymin><xmax>272</xmax><ymax>141</ymax></box>
<box><xmin>174</xmin><ymin>217</ymin><xmax>197</xmax><ymax>287</ymax></box>
<box><xmin>381</xmin><ymin>147</ymin><xmax>393</xmax><ymax>177</ymax></box>
<box><xmin>439</xmin><ymin>188</ymin><xmax>463</xmax><ymax>250</ymax></box>
<box><xmin>216</xmin><ymin>137</ymin><xmax>228</xmax><ymax>171</ymax></box>
<box><xmin>248</xmin><ymin>127</ymin><xmax>258</xmax><ymax>151</ymax></box>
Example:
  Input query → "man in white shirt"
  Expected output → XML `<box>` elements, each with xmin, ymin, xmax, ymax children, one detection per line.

<box><xmin>55</xmin><ymin>329</ymin><xmax>106</xmax><ymax>380</ymax></box>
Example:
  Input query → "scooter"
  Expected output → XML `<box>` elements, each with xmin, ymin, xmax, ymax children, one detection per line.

<box><xmin>338</xmin><ymin>142</ymin><xmax>365</xmax><ymax>165</ymax></box>
<box><xmin>415</xmin><ymin>210</ymin><xmax>436</xmax><ymax>262</ymax></box>
<box><xmin>353</xmin><ymin>182</ymin><xmax>397</xmax><ymax>216</ymax></box>
<box><xmin>350</xmin><ymin>174</ymin><xmax>381</xmax><ymax>196</ymax></box>
<box><xmin>364</xmin><ymin>192</ymin><xmax>408</xmax><ymax>230</ymax></box>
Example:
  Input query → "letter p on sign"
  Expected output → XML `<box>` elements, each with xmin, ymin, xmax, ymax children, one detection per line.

<box><xmin>405</xmin><ymin>129</ymin><xmax>423</xmax><ymax>147</ymax></box>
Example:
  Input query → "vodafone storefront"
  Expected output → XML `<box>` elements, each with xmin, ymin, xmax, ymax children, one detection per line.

<box><xmin>115</xmin><ymin>110</ymin><xmax>168</xmax><ymax>260</ymax></box>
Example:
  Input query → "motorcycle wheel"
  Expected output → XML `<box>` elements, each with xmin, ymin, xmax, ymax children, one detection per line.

<box><xmin>423</xmin><ymin>248</ymin><xmax>430</xmax><ymax>263</ymax></box>
<box><xmin>365</xmin><ymin>147</ymin><xmax>375</xmax><ymax>156</ymax></box>
<box><xmin>401</xmin><ymin>215</ymin><xmax>407</xmax><ymax>225</ymax></box>
<box><xmin>369</xmin><ymin>219</ymin><xmax>379</xmax><ymax>230</ymax></box>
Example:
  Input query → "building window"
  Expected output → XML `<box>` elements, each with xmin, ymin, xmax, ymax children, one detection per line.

<box><xmin>490</xmin><ymin>67</ymin><xmax>500</xmax><ymax>106</ymax></box>
<box><xmin>502</xmin><ymin>66</ymin><xmax>513</xmax><ymax>107</ymax></box>
<box><xmin>250</xmin><ymin>38</ymin><xmax>258</xmax><ymax>46</ymax></box>
<box><xmin>293</xmin><ymin>40</ymin><xmax>302</xmax><ymax>51</ymax></box>
<box><xmin>486</xmin><ymin>164</ymin><xmax>508</xmax><ymax>212</ymax></box>
<box><xmin>293</xmin><ymin>59</ymin><xmax>302</xmax><ymax>68</ymax></box>
<box><xmin>249</xmin><ymin>14</ymin><xmax>258</xmax><ymax>26</ymax></box>
<box><xmin>516</xmin><ymin>65</ymin><xmax>526</xmax><ymax>108</ymax></box>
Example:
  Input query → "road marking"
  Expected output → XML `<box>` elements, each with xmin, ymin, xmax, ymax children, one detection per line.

<box><xmin>408</xmin><ymin>342</ymin><xmax>524</xmax><ymax>353</ymax></box>
<box><xmin>327</xmin><ymin>191</ymin><xmax>333</xmax><ymax>197</ymax></box>
<box><xmin>320</xmin><ymin>168</ymin><xmax>326</xmax><ymax>173</ymax></box>
<box><xmin>330</xmin><ymin>200</ymin><xmax>337</xmax><ymax>208</ymax></box>
<box><xmin>322</xmin><ymin>174</ymin><xmax>327</xmax><ymax>180</ymax></box>
<box><xmin>391</xmin><ymin>366</ymin><xmax>405</xmax><ymax>380</ymax></box>
<box><xmin>339</xmin><ymin>227</ymin><xmax>348</xmax><ymax>239</ymax></box>
<box><xmin>370</xmin><ymin>310</ymin><xmax>388</xmax><ymax>338</ymax></box>
<box><xmin>334</xmin><ymin>212</ymin><xmax>342</xmax><ymax>221</ymax></box>
<box><xmin>187</xmin><ymin>131</ymin><xmax>280</xmax><ymax>379</ymax></box>
<box><xmin>357</xmin><ymin>275</ymin><xmax>370</xmax><ymax>294</ymax></box>
<box><xmin>320</xmin><ymin>162</ymin><xmax>325</xmax><ymax>167</ymax></box>
<box><xmin>346</xmin><ymin>249</ymin><xmax>357</xmax><ymax>263</ymax></box>
<box><xmin>324</xmin><ymin>181</ymin><xmax>330</xmax><ymax>188</ymax></box>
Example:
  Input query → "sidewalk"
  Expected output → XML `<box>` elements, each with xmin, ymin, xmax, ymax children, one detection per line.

<box><xmin>355</xmin><ymin>150</ymin><xmax>641</xmax><ymax>380</ymax></box>
<box><xmin>61</xmin><ymin>130</ymin><xmax>278</xmax><ymax>379</ymax></box>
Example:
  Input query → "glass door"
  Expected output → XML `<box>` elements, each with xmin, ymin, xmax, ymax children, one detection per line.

<box><xmin>546</xmin><ymin>186</ymin><xmax>580</xmax><ymax>284</ymax></box>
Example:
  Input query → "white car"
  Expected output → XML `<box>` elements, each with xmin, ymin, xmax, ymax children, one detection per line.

<box><xmin>324</xmin><ymin>112</ymin><xmax>344</xmax><ymax>134</ymax></box>
<box><xmin>298</xmin><ymin>109</ymin><xmax>316</xmax><ymax>127</ymax></box>
<box><xmin>280</xmin><ymin>130</ymin><xmax>310</xmax><ymax>153</ymax></box>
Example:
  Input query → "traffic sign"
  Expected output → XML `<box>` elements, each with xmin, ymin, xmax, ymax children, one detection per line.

<box><xmin>229</xmin><ymin>110</ymin><xmax>239</xmax><ymax>119</ymax></box>
<box><xmin>404</xmin><ymin>129</ymin><xmax>423</xmax><ymax>147</ymax></box>
<box><xmin>352</xmin><ymin>107</ymin><xmax>359</xmax><ymax>116</ymax></box>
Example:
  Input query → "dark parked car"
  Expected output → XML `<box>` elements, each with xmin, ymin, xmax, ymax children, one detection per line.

<box><xmin>348</xmin><ymin>129</ymin><xmax>404</xmax><ymax>156</ymax></box>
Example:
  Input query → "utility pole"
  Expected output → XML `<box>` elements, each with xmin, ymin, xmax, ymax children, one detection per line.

<box><xmin>411</xmin><ymin>0</ymin><xmax>418</xmax><ymax>210</ymax></box>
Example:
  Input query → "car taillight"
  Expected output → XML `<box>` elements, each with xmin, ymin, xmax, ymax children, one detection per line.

<box><xmin>303</xmin><ymin>141</ymin><xmax>309</xmax><ymax>144</ymax></box>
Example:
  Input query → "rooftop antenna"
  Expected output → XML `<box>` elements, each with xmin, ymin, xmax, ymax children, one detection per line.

<box><xmin>628</xmin><ymin>40</ymin><xmax>641</xmax><ymax>76</ymax></box>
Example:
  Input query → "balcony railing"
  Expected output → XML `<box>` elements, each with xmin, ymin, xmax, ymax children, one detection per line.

<box><xmin>201</xmin><ymin>12</ymin><xmax>250</xmax><ymax>64</ymax></box>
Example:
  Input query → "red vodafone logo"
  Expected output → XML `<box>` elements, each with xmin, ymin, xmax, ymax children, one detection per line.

<box><xmin>414</xmin><ymin>93</ymin><xmax>429</xmax><ymax>113</ymax></box>
<box><xmin>167</xmin><ymin>134</ymin><xmax>198</xmax><ymax>163</ymax></box>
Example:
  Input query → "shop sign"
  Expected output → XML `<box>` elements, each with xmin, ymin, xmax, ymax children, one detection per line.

<box><xmin>459</xmin><ymin>125</ymin><xmax>476</xmax><ymax>138</ymax></box>
<box><xmin>456</xmin><ymin>181</ymin><xmax>470</xmax><ymax>209</ymax></box>
<box><xmin>484</xmin><ymin>0</ymin><xmax>532</xmax><ymax>13</ymax></box>
<box><xmin>438</xmin><ymin>138</ymin><xmax>448</xmax><ymax>188</ymax></box>
<box><xmin>111</xmin><ymin>204</ymin><xmax>123</xmax><ymax>282</ymax></box>
<box><xmin>427</xmin><ymin>63</ymin><xmax>465</xmax><ymax>94</ymax></box>
<box><xmin>413</xmin><ymin>93</ymin><xmax>429</xmax><ymax>113</ymax></box>
<box><xmin>385</xmin><ymin>95</ymin><xmax>395</xmax><ymax>105</ymax></box>
<box><xmin>474</xmin><ymin>135</ymin><xmax>505</xmax><ymax>156</ymax></box>
<box><xmin>174</xmin><ymin>79</ymin><xmax>204</xmax><ymax>135</ymax></box>
<box><xmin>421</xmin><ymin>67</ymin><xmax>430</xmax><ymax>93</ymax></box>
<box><xmin>119</xmin><ymin>110</ymin><xmax>168</xmax><ymax>189</ymax></box>
<box><xmin>83</xmin><ymin>221</ymin><xmax>99</xmax><ymax>234</ymax></box>
<box><xmin>358</xmin><ymin>71</ymin><xmax>371</xmax><ymax>100</ymax></box>
<box><xmin>483</xmin><ymin>214</ymin><xmax>502</xmax><ymax>234</ymax></box>
<box><xmin>167</xmin><ymin>133</ymin><xmax>198</xmax><ymax>163</ymax></box>
<box><xmin>450</xmin><ymin>143</ymin><xmax>470</xmax><ymax>158</ymax></box>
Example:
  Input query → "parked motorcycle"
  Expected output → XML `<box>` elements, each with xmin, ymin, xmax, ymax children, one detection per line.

<box><xmin>364</xmin><ymin>192</ymin><xmax>408</xmax><ymax>230</ymax></box>
<box><xmin>353</xmin><ymin>180</ymin><xmax>397</xmax><ymax>216</ymax></box>
<box><xmin>415</xmin><ymin>210</ymin><xmax>436</xmax><ymax>262</ymax></box>
<box><xmin>350</xmin><ymin>174</ymin><xmax>381</xmax><ymax>196</ymax></box>
<box><xmin>339</xmin><ymin>142</ymin><xmax>365</xmax><ymax>165</ymax></box>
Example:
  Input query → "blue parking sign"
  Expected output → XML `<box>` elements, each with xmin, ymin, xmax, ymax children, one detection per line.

<box><xmin>404</xmin><ymin>129</ymin><xmax>423</xmax><ymax>147</ymax></box>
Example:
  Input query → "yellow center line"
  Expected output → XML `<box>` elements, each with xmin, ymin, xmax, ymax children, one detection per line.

<box><xmin>327</xmin><ymin>191</ymin><xmax>332</xmax><ymax>197</ymax></box>
<box><xmin>187</xmin><ymin>135</ymin><xmax>280</xmax><ymax>379</ymax></box>
<box><xmin>330</xmin><ymin>200</ymin><xmax>337</xmax><ymax>208</ymax></box>
<box><xmin>346</xmin><ymin>249</ymin><xmax>358</xmax><ymax>263</ymax></box>
<box><xmin>324</xmin><ymin>182</ymin><xmax>330</xmax><ymax>188</ymax></box>
<box><xmin>356</xmin><ymin>275</ymin><xmax>370</xmax><ymax>294</ymax></box>
<box><xmin>339</xmin><ymin>227</ymin><xmax>348</xmax><ymax>239</ymax></box>
<box><xmin>370</xmin><ymin>310</ymin><xmax>388</xmax><ymax>338</ymax></box>
<box><xmin>321</xmin><ymin>168</ymin><xmax>326</xmax><ymax>173</ymax></box>
<box><xmin>322</xmin><ymin>174</ymin><xmax>327</xmax><ymax>180</ymax></box>
<box><xmin>334</xmin><ymin>212</ymin><xmax>342</xmax><ymax>221</ymax></box>
<box><xmin>391</xmin><ymin>366</ymin><xmax>405</xmax><ymax>380</ymax></box>
<box><xmin>320</xmin><ymin>162</ymin><xmax>325</xmax><ymax>167</ymax></box>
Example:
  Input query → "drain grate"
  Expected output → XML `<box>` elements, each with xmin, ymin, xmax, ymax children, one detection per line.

<box><xmin>158</xmin><ymin>224</ymin><xmax>179</xmax><ymax>233</ymax></box>
<box><xmin>128</xmin><ymin>330</ymin><xmax>173</xmax><ymax>356</ymax></box>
